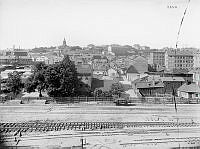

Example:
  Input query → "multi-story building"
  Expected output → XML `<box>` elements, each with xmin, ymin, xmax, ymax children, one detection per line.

<box><xmin>0</xmin><ymin>50</ymin><xmax>33</xmax><ymax>65</ymax></box>
<box><xmin>166</xmin><ymin>50</ymin><xmax>194</xmax><ymax>71</ymax></box>
<box><xmin>76</xmin><ymin>64</ymin><xmax>93</xmax><ymax>87</ymax></box>
<box><xmin>92</xmin><ymin>55</ymin><xmax>108</xmax><ymax>70</ymax></box>
<box><xmin>192</xmin><ymin>49</ymin><xmax>200</xmax><ymax>68</ymax></box>
<box><xmin>189</xmin><ymin>68</ymin><xmax>200</xmax><ymax>86</ymax></box>
<box><xmin>30</xmin><ymin>52</ymin><xmax>64</xmax><ymax>65</ymax></box>
<box><xmin>147</xmin><ymin>49</ymin><xmax>166</xmax><ymax>71</ymax></box>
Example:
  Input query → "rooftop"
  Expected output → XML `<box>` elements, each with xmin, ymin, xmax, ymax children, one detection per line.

<box><xmin>178</xmin><ymin>83</ymin><xmax>200</xmax><ymax>93</ymax></box>
<box><xmin>134</xmin><ymin>56</ymin><xmax>147</xmax><ymax>63</ymax></box>
<box><xmin>160</xmin><ymin>77</ymin><xmax>185</xmax><ymax>82</ymax></box>
<box><xmin>136</xmin><ymin>81</ymin><xmax>164</xmax><ymax>89</ymax></box>
<box><xmin>92</xmin><ymin>55</ymin><xmax>108</xmax><ymax>60</ymax></box>
<box><xmin>167</xmin><ymin>50</ymin><xmax>193</xmax><ymax>56</ymax></box>
<box><xmin>76</xmin><ymin>64</ymin><xmax>92</xmax><ymax>74</ymax></box>
<box><xmin>126</xmin><ymin>65</ymin><xmax>139</xmax><ymax>74</ymax></box>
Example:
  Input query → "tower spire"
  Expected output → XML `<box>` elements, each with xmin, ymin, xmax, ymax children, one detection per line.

<box><xmin>63</xmin><ymin>38</ymin><xmax>67</xmax><ymax>47</ymax></box>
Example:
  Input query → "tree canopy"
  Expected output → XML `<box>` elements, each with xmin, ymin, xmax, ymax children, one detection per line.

<box><xmin>6</xmin><ymin>71</ymin><xmax>23</xmax><ymax>96</ymax></box>
<box><xmin>109</xmin><ymin>83</ymin><xmax>125</xmax><ymax>97</ymax></box>
<box><xmin>45</xmin><ymin>55</ymin><xmax>81</xmax><ymax>97</ymax></box>
<box><xmin>25</xmin><ymin>55</ymin><xmax>91</xmax><ymax>97</ymax></box>
<box><xmin>24</xmin><ymin>74</ymin><xmax>36</xmax><ymax>93</ymax></box>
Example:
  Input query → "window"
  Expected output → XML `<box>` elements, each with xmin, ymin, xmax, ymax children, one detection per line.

<box><xmin>196</xmin><ymin>94</ymin><xmax>198</xmax><ymax>97</ymax></box>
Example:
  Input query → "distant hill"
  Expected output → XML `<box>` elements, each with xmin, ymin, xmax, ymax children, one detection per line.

<box><xmin>30</xmin><ymin>46</ymin><xmax>56</xmax><ymax>53</ymax></box>
<box><xmin>111</xmin><ymin>45</ymin><xmax>137</xmax><ymax>56</ymax></box>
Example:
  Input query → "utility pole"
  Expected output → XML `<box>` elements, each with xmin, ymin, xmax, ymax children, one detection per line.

<box><xmin>80</xmin><ymin>137</ymin><xmax>86</xmax><ymax>149</ymax></box>
<box><xmin>0</xmin><ymin>73</ymin><xmax>1</xmax><ymax>94</ymax></box>
<box><xmin>80</xmin><ymin>137</ymin><xmax>84</xmax><ymax>149</ymax></box>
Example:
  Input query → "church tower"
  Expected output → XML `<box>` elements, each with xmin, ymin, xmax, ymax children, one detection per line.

<box><xmin>63</xmin><ymin>38</ymin><xmax>67</xmax><ymax>47</ymax></box>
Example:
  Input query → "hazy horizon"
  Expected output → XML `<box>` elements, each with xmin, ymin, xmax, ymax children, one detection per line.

<box><xmin>0</xmin><ymin>0</ymin><xmax>200</xmax><ymax>50</ymax></box>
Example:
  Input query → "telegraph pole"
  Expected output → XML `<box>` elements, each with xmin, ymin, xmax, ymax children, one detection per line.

<box><xmin>80</xmin><ymin>137</ymin><xmax>84</xmax><ymax>149</ymax></box>
<box><xmin>0</xmin><ymin>68</ymin><xmax>1</xmax><ymax>94</ymax></box>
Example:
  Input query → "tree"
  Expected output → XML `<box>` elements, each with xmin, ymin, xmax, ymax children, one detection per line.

<box><xmin>24</xmin><ymin>75</ymin><xmax>36</xmax><ymax>93</ymax></box>
<box><xmin>94</xmin><ymin>88</ymin><xmax>112</xmax><ymax>97</ymax></box>
<box><xmin>109</xmin><ymin>83</ymin><xmax>125</xmax><ymax>97</ymax></box>
<box><xmin>6</xmin><ymin>71</ymin><xmax>23</xmax><ymax>96</ymax></box>
<box><xmin>25</xmin><ymin>56</ymin><xmax>90</xmax><ymax>98</ymax></box>
<box><xmin>101</xmin><ymin>90</ymin><xmax>112</xmax><ymax>97</ymax></box>
<box><xmin>94</xmin><ymin>88</ymin><xmax>103</xmax><ymax>97</ymax></box>
<box><xmin>44</xmin><ymin>63</ymin><xmax>61</xmax><ymax>97</ymax></box>
<box><xmin>34</xmin><ymin>62</ymin><xmax>48</xmax><ymax>97</ymax></box>
<box><xmin>26</xmin><ymin>62</ymin><xmax>47</xmax><ymax>97</ymax></box>
<box><xmin>34</xmin><ymin>70</ymin><xmax>46</xmax><ymax>97</ymax></box>
<box><xmin>77</xmin><ymin>82</ymin><xmax>92</xmax><ymax>96</ymax></box>
<box><xmin>33</xmin><ymin>62</ymin><xmax>47</xmax><ymax>72</ymax></box>
<box><xmin>45</xmin><ymin>55</ymin><xmax>81</xmax><ymax>97</ymax></box>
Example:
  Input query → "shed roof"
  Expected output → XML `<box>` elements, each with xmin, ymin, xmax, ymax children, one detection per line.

<box><xmin>178</xmin><ymin>83</ymin><xmax>200</xmax><ymax>93</ymax></box>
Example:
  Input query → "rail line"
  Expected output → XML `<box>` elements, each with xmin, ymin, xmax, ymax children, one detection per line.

<box><xmin>1</xmin><ymin>128</ymin><xmax>200</xmax><ymax>144</ymax></box>
<box><xmin>1</xmin><ymin>130</ymin><xmax>200</xmax><ymax>148</ymax></box>
<box><xmin>0</xmin><ymin>121</ymin><xmax>200</xmax><ymax>134</ymax></box>
<box><xmin>2</xmin><ymin>127</ymin><xmax>200</xmax><ymax>140</ymax></box>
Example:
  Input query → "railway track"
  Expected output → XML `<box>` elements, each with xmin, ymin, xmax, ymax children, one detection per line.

<box><xmin>1</xmin><ymin>129</ymin><xmax>200</xmax><ymax>148</ymax></box>
<box><xmin>0</xmin><ymin>121</ymin><xmax>200</xmax><ymax>134</ymax></box>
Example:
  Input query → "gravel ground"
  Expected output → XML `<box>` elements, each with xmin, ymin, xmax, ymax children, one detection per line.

<box><xmin>0</xmin><ymin>103</ymin><xmax>200</xmax><ymax>148</ymax></box>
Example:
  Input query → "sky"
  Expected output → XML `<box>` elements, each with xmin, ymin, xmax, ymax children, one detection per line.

<box><xmin>0</xmin><ymin>0</ymin><xmax>200</xmax><ymax>50</ymax></box>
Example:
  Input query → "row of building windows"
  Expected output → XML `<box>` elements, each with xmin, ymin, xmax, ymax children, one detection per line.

<box><xmin>175</xmin><ymin>56</ymin><xmax>193</xmax><ymax>59</ymax></box>
<box><xmin>175</xmin><ymin>64</ymin><xmax>193</xmax><ymax>67</ymax></box>
<box><xmin>175</xmin><ymin>60</ymin><xmax>193</xmax><ymax>63</ymax></box>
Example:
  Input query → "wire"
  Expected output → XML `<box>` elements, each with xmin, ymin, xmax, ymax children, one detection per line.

<box><xmin>176</xmin><ymin>0</ymin><xmax>191</xmax><ymax>49</ymax></box>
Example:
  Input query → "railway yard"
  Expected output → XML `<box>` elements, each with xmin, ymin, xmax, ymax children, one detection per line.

<box><xmin>0</xmin><ymin>103</ymin><xmax>200</xmax><ymax>148</ymax></box>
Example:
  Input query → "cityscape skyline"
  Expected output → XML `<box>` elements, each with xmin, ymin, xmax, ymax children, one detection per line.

<box><xmin>0</xmin><ymin>0</ymin><xmax>200</xmax><ymax>50</ymax></box>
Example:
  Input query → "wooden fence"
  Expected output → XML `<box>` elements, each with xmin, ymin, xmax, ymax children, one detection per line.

<box><xmin>129</xmin><ymin>97</ymin><xmax>200</xmax><ymax>104</ymax></box>
<box><xmin>1</xmin><ymin>96</ymin><xmax>200</xmax><ymax>104</ymax></box>
<box><xmin>49</xmin><ymin>97</ymin><xmax>114</xmax><ymax>104</ymax></box>
<box><xmin>13</xmin><ymin>97</ymin><xmax>114</xmax><ymax>104</ymax></box>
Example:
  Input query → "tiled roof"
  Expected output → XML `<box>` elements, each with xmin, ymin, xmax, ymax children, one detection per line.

<box><xmin>134</xmin><ymin>56</ymin><xmax>147</xmax><ymax>62</ymax></box>
<box><xmin>14</xmin><ymin>51</ymin><xmax>28</xmax><ymax>57</ymax></box>
<box><xmin>178</xmin><ymin>83</ymin><xmax>200</xmax><ymax>93</ymax></box>
<box><xmin>126</xmin><ymin>65</ymin><xmax>139</xmax><ymax>74</ymax></box>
